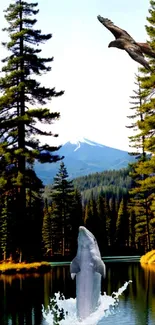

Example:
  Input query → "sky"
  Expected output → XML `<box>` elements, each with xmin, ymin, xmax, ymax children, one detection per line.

<box><xmin>0</xmin><ymin>0</ymin><xmax>151</xmax><ymax>151</ymax></box>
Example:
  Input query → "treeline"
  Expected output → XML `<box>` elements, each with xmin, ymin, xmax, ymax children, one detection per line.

<box><xmin>73</xmin><ymin>168</ymin><xmax>133</xmax><ymax>203</ymax></box>
<box><xmin>42</xmin><ymin>163</ymin><xmax>137</xmax><ymax>257</ymax></box>
<box><xmin>83</xmin><ymin>192</ymin><xmax>135</xmax><ymax>255</ymax></box>
<box><xmin>73</xmin><ymin>168</ymin><xmax>132</xmax><ymax>192</ymax></box>
<box><xmin>72</xmin><ymin>169</ymin><xmax>136</xmax><ymax>255</ymax></box>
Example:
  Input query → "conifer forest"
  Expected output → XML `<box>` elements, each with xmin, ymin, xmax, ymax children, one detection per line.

<box><xmin>0</xmin><ymin>0</ymin><xmax>155</xmax><ymax>262</ymax></box>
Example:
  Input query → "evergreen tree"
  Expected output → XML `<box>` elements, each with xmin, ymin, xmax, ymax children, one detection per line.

<box><xmin>42</xmin><ymin>184</ymin><xmax>57</xmax><ymax>256</ymax></box>
<box><xmin>109</xmin><ymin>196</ymin><xmax>117</xmax><ymax>247</ymax></box>
<box><xmin>104</xmin><ymin>195</ymin><xmax>111</xmax><ymax>247</ymax></box>
<box><xmin>84</xmin><ymin>192</ymin><xmax>98</xmax><ymax>234</ymax></box>
<box><xmin>0</xmin><ymin>187</ymin><xmax>17</xmax><ymax>259</ymax></box>
<box><xmin>126</xmin><ymin>73</ymin><xmax>153</xmax><ymax>252</ymax></box>
<box><xmin>51</xmin><ymin>162</ymin><xmax>74</xmax><ymax>256</ymax></box>
<box><xmin>126</xmin><ymin>74</ymin><xmax>146</xmax><ymax>159</ymax></box>
<box><xmin>96</xmin><ymin>194</ymin><xmax>108</xmax><ymax>254</ymax></box>
<box><xmin>0</xmin><ymin>197</ymin><xmax>8</xmax><ymax>260</ymax></box>
<box><xmin>129</xmin><ymin>162</ymin><xmax>153</xmax><ymax>251</ymax></box>
<box><xmin>128</xmin><ymin>207</ymin><xmax>136</xmax><ymax>251</ymax></box>
<box><xmin>0</xmin><ymin>0</ymin><xmax>63</xmax><ymax>258</ymax></box>
<box><xmin>115</xmin><ymin>197</ymin><xmax>129</xmax><ymax>251</ymax></box>
<box><xmin>70</xmin><ymin>189</ymin><xmax>83</xmax><ymax>256</ymax></box>
<box><xmin>42</xmin><ymin>201</ymin><xmax>55</xmax><ymax>257</ymax></box>
<box><xmin>126</xmin><ymin>0</ymin><xmax>155</xmax><ymax>251</ymax></box>
<box><xmin>137</xmin><ymin>0</ymin><xmax>155</xmax><ymax>248</ymax></box>
<box><xmin>42</xmin><ymin>167</ymin><xmax>83</xmax><ymax>257</ymax></box>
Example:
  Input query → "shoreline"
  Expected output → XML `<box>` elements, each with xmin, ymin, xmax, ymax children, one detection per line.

<box><xmin>0</xmin><ymin>254</ymin><xmax>143</xmax><ymax>275</ymax></box>
<box><xmin>0</xmin><ymin>261</ymin><xmax>51</xmax><ymax>275</ymax></box>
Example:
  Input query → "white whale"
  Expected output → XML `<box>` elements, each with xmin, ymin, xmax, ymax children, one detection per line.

<box><xmin>70</xmin><ymin>226</ymin><xmax>106</xmax><ymax>320</ymax></box>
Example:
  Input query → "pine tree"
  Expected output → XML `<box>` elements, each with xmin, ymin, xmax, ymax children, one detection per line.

<box><xmin>109</xmin><ymin>196</ymin><xmax>117</xmax><ymax>247</ymax></box>
<box><xmin>0</xmin><ymin>1</ymin><xmax>64</xmax><ymax>258</ymax></box>
<box><xmin>42</xmin><ymin>184</ymin><xmax>57</xmax><ymax>255</ymax></box>
<box><xmin>126</xmin><ymin>0</ymin><xmax>155</xmax><ymax>251</ymax></box>
<box><xmin>51</xmin><ymin>162</ymin><xmax>74</xmax><ymax>256</ymax></box>
<box><xmin>104</xmin><ymin>195</ymin><xmax>111</xmax><ymax>248</ymax></box>
<box><xmin>96</xmin><ymin>194</ymin><xmax>108</xmax><ymax>254</ymax></box>
<box><xmin>0</xmin><ymin>191</ymin><xmax>17</xmax><ymax>260</ymax></box>
<box><xmin>84</xmin><ymin>192</ymin><xmax>105</xmax><ymax>247</ymax></box>
<box><xmin>130</xmin><ymin>162</ymin><xmax>154</xmax><ymax>251</ymax></box>
<box><xmin>42</xmin><ymin>168</ymin><xmax>83</xmax><ymax>257</ymax></box>
<box><xmin>126</xmin><ymin>73</ymin><xmax>154</xmax><ymax>252</ymax></box>
<box><xmin>42</xmin><ymin>201</ymin><xmax>55</xmax><ymax>257</ymax></box>
<box><xmin>115</xmin><ymin>197</ymin><xmax>129</xmax><ymax>251</ymax></box>
<box><xmin>0</xmin><ymin>197</ymin><xmax>8</xmax><ymax>260</ymax></box>
<box><xmin>70</xmin><ymin>189</ymin><xmax>83</xmax><ymax>256</ymax></box>
<box><xmin>128</xmin><ymin>207</ymin><xmax>136</xmax><ymax>251</ymax></box>
<box><xmin>126</xmin><ymin>74</ymin><xmax>146</xmax><ymax>159</ymax></box>
<box><xmin>84</xmin><ymin>193</ymin><xmax>98</xmax><ymax>233</ymax></box>
<box><xmin>137</xmin><ymin>0</ymin><xmax>155</xmax><ymax>249</ymax></box>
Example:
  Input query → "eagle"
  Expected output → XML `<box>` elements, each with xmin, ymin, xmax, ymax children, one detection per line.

<box><xmin>97</xmin><ymin>15</ymin><xmax>155</xmax><ymax>70</ymax></box>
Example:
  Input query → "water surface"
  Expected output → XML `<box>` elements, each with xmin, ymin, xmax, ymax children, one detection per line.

<box><xmin>0</xmin><ymin>262</ymin><xmax>155</xmax><ymax>325</ymax></box>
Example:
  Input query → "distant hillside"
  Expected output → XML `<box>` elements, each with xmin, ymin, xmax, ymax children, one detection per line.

<box><xmin>34</xmin><ymin>138</ymin><xmax>135</xmax><ymax>184</ymax></box>
<box><xmin>73</xmin><ymin>168</ymin><xmax>132</xmax><ymax>202</ymax></box>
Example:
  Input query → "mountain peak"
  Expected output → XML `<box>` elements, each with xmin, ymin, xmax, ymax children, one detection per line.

<box><xmin>66</xmin><ymin>137</ymin><xmax>103</xmax><ymax>148</ymax></box>
<box><xmin>66</xmin><ymin>137</ymin><xmax>103</xmax><ymax>152</ymax></box>
<box><xmin>35</xmin><ymin>138</ymin><xmax>134</xmax><ymax>184</ymax></box>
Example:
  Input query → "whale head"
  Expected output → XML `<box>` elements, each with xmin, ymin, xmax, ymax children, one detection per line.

<box><xmin>78</xmin><ymin>226</ymin><xmax>97</xmax><ymax>249</ymax></box>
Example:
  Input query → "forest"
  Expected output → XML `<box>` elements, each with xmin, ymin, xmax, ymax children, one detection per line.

<box><xmin>0</xmin><ymin>0</ymin><xmax>155</xmax><ymax>262</ymax></box>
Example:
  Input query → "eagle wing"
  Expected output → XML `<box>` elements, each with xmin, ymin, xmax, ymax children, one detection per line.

<box><xmin>124</xmin><ymin>42</ymin><xmax>150</xmax><ymax>70</ymax></box>
<box><xmin>97</xmin><ymin>15</ymin><xmax>134</xmax><ymax>41</ymax></box>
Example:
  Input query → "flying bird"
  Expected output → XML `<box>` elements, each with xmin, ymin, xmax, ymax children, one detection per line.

<box><xmin>97</xmin><ymin>15</ymin><xmax>155</xmax><ymax>70</ymax></box>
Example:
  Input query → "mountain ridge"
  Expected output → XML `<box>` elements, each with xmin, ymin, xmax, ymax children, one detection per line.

<box><xmin>34</xmin><ymin>138</ymin><xmax>134</xmax><ymax>184</ymax></box>
<box><xmin>65</xmin><ymin>137</ymin><xmax>128</xmax><ymax>151</ymax></box>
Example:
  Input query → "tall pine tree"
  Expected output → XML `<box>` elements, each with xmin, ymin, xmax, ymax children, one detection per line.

<box><xmin>127</xmin><ymin>0</ymin><xmax>155</xmax><ymax>251</ymax></box>
<box><xmin>127</xmin><ymin>74</ymin><xmax>152</xmax><ymax>251</ymax></box>
<box><xmin>0</xmin><ymin>1</ymin><xmax>64</xmax><ymax>259</ymax></box>
<box><xmin>51</xmin><ymin>162</ymin><xmax>75</xmax><ymax>256</ymax></box>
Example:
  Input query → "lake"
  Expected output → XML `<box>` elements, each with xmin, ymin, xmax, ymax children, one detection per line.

<box><xmin>0</xmin><ymin>261</ymin><xmax>155</xmax><ymax>325</ymax></box>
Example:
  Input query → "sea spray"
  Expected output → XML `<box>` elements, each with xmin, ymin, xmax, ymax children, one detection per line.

<box><xmin>42</xmin><ymin>280</ymin><xmax>132</xmax><ymax>325</ymax></box>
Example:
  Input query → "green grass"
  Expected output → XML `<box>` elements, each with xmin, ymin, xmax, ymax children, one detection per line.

<box><xmin>0</xmin><ymin>261</ymin><xmax>51</xmax><ymax>274</ymax></box>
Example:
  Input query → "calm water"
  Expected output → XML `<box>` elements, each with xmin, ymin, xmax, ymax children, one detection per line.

<box><xmin>0</xmin><ymin>262</ymin><xmax>155</xmax><ymax>325</ymax></box>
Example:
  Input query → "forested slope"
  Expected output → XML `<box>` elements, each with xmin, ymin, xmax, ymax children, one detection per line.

<box><xmin>73</xmin><ymin>168</ymin><xmax>132</xmax><ymax>202</ymax></box>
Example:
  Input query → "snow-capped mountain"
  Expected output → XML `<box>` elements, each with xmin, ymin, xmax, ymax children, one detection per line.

<box><xmin>69</xmin><ymin>138</ymin><xmax>104</xmax><ymax>151</ymax></box>
<box><xmin>34</xmin><ymin>138</ymin><xmax>134</xmax><ymax>184</ymax></box>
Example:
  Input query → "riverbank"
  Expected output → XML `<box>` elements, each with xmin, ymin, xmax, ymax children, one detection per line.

<box><xmin>140</xmin><ymin>250</ymin><xmax>155</xmax><ymax>264</ymax></box>
<box><xmin>0</xmin><ymin>261</ymin><xmax>51</xmax><ymax>274</ymax></box>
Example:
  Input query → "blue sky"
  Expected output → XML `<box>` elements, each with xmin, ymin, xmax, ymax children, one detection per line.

<box><xmin>0</xmin><ymin>0</ymin><xmax>150</xmax><ymax>150</ymax></box>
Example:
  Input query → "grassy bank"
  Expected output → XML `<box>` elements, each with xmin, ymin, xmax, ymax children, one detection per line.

<box><xmin>140</xmin><ymin>250</ymin><xmax>155</xmax><ymax>264</ymax></box>
<box><xmin>0</xmin><ymin>261</ymin><xmax>51</xmax><ymax>274</ymax></box>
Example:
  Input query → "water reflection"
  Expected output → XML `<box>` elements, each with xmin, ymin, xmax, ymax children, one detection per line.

<box><xmin>0</xmin><ymin>273</ymin><xmax>44</xmax><ymax>325</ymax></box>
<box><xmin>0</xmin><ymin>262</ymin><xmax>155</xmax><ymax>324</ymax></box>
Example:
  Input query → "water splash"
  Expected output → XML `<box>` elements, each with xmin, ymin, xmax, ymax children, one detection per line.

<box><xmin>42</xmin><ymin>280</ymin><xmax>132</xmax><ymax>325</ymax></box>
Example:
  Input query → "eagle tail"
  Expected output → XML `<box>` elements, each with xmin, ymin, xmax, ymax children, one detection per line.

<box><xmin>138</xmin><ymin>43</ymin><xmax>155</xmax><ymax>58</ymax></box>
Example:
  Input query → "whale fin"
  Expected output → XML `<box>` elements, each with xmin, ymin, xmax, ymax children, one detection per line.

<box><xmin>71</xmin><ymin>273</ymin><xmax>76</xmax><ymax>280</ymax></box>
<box><xmin>94</xmin><ymin>257</ymin><xmax>106</xmax><ymax>278</ymax></box>
<box><xmin>70</xmin><ymin>257</ymin><xmax>80</xmax><ymax>279</ymax></box>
